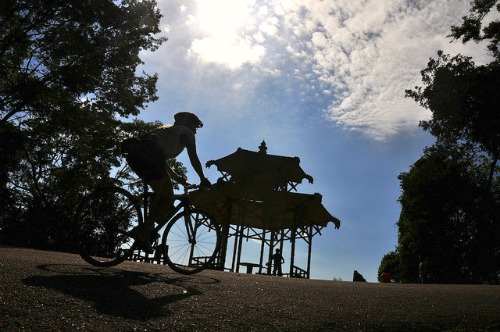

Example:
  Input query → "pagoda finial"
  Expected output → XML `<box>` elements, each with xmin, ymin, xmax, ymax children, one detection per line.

<box><xmin>259</xmin><ymin>140</ymin><xmax>267</xmax><ymax>154</ymax></box>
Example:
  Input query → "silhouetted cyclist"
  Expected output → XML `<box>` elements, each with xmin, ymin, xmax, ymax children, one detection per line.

<box><xmin>123</xmin><ymin>112</ymin><xmax>211</xmax><ymax>253</ymax></box>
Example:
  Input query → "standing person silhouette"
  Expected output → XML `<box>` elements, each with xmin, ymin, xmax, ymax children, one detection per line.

<box><xmin>418</xmin><ymin>257</ymin><xmax>427</xmax><ymax>284</ymax></box>
<box><xmin>123</xmin><ymin>112</ymin><xmax>211</xmax><ymax>253</ymax></box>
<box><xmin>271</xmin><ymin>249</ymin><xmax>285</xmax><ymax>276</ymax></box>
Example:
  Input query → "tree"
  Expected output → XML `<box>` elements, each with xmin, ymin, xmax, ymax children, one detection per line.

<box><xmin>407</xmin><ymin>0</ymin><xmax>499</xmax><ymax>166</ymax></box>
<box><xmin>449</xmin><ymin>0</ymin><xmax>500</xmax><ymax>60</ymax></box>
<box><xmin>0</xmin><ymin>1</ymin><xmax>172</xmax><ymax>250</ymax></box>
<box><xmin>410</xmin><ymin>0</ymin><xmax>500</xmax><ymax>189</ymax></box>
<box><xmin>380</xmin><ymin>0</ymin><xmax>500</xmax><ymax>283</ymax></box>
<box><xmin>1</xmin><ymin>0</ymin><xmax>166</xmax><ymax>124</ymax></box>
<box><xmin>405</xmin><ymin>52</ymin><xmax>500</xmax><ymax>191</ymax></box>
<box><xmin>396</xmin><ymin>144</ymin><xmax>488</xmax><ymax>283</ymax></box>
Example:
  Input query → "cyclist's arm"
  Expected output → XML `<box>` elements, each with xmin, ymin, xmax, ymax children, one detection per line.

<box><xmin>186</xmin><ymin>144</ymin><xmax>206</xmax><ymax>182</ymax></box>
<box><xmin>179</xmin><ymin>131</ymin><xmax>209</xmax><ymax>185</ymax></box>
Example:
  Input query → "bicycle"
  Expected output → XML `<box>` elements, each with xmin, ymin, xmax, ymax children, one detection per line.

<box><xmin>74</xmin><ymin>181</ymin><xmax>221</xmax><ymax>275</ymax></box>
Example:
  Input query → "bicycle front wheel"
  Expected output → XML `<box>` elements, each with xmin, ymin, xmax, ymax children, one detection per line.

<box><xmin>162</xmin><ymin>208</ymin><xmax>220</xmax><ymax>274</ymax></box>
<box><xmin>75</xmin><ymin>186</ymin><xmax>142</xmax><ymax>267</ymax></box>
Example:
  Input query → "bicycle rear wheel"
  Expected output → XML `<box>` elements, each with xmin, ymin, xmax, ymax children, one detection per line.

<box><xmin>162</xmin><ymin>208</ymin><xmax>220</xmax><ymax>274</ymax></box>
<box><xmin>75</xmin><ymin>186</ymin><xmax>142</xmax><ymax>267</ymax></box>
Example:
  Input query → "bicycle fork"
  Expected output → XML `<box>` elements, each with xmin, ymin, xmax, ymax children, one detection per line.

<box><xmin>184</xmin><ymin>209</ymin><xmax>197</xmax><ymax>245</ymax></box>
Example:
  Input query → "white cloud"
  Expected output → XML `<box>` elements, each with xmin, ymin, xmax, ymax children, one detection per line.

<box><xmin>259</xmin><ymin>16</ymin><xmax>279</xmax><ymax>36</ymax></box>
<box><xmin>287</xmin><ymin>0</ymin><xmax>487</xmax><ymax>140</ymax></box>
<box><xmin>149</xmin><ymin>0</ymin><xmax>492</xmax><ymax>140</ymax></box>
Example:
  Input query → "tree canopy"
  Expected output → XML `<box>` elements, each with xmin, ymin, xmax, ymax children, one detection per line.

<box><xmin>380</xmin><ymin>0</ymin><xmax>500</xmax><ymax>283</ymax></box>
<box><xmin>1</xmin><ymin>0</ymin><xmax>166</xmax><ymax>124</ymax></box>
<box><xmin>0</xmin><ymin>1</ymin><xmax>183</xmax><ymax>250</ymax></box>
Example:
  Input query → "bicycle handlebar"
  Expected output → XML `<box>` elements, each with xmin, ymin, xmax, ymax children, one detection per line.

<box><xmin>181</xmin><ymin>182</ymin><xmax>211</xmax><ymax>194</ymax></box>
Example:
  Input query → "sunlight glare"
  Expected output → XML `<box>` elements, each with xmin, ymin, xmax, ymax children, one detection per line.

<box><xmin>196</xmin><ymin>0</ymin><xmax>251</xmax><ymax>38</ymax></box>
<box><xmin>190</xmin><ymin>0</ymin><xmax>265</xmax><ymax>69</ymax></box>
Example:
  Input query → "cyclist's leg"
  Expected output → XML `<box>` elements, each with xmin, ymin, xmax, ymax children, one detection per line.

<box><xmin>140</xmin><ymin>140</ymin><xmax>173</xmax><ymax>228</ymax></box>
<box><xmin>131</xmin><ymin>175</ymin><xmax>172</xmax><ymax>255</ymax></box>
<box><xmin>128</xmin><ymin>141</ymin><xmax>169</xmax><ymax>253</ymax></box>
<box><xmin>148</xmin><ymin>175</ymin><xmax>174</xmax><ymax>226</ymax></box>
<box><xmin>128</xmin><ymin>173</ymin><xmax>171</xmax><ymax>250</ymax></box>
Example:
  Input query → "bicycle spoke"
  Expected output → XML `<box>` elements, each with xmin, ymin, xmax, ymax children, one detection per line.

<box><xmin>162</xmin><ymin>208</ymin><xmax>220</xmax><ymax>274</ymax></box>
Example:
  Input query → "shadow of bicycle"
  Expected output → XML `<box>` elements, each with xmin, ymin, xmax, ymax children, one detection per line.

<box><xmin>23</xmin><ymin>264</ymin><xmax>220</xmax><ymax>320</ymax></box>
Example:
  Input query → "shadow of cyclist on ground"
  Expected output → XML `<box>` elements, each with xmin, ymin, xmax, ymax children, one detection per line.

<box><xmin>23</xmin><ymin>264</ymin><xmax>218</xmax><ymax>320</ymax></box>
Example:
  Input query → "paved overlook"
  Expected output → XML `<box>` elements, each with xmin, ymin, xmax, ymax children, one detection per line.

<box><xmin>1</xmin><ymin>246</ymin><xmax>499</xmax><ymax>331</ymax></box>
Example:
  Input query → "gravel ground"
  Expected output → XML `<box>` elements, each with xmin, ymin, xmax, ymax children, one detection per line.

<box><xmin>1</xmin><ymin>246</ymin><xmax>499</xmax><ymax>331</ymax></box>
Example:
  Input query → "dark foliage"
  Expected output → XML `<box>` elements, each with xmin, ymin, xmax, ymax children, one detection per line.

<box><xmin>380</xmin><ymin>0</ymin><xmax>499</xmax><ymax>283</ymax></box>
<box><xmin>0</xmin><ymin>1</ymin><xmax>181</xmax><ymax>250</ymax></box>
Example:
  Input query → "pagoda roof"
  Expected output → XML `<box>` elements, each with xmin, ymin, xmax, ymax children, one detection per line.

<box><xmin>206</xmin><ymin>144</ymin><xmax>313</xmax><ymax>187</ymax></box>
<box><xmin>189</xmin><ymin>184</ymin><xmax>341</xmax><ymax>231</ymax></box>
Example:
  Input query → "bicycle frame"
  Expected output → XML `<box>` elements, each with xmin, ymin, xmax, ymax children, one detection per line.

<box><xmin>140</xmin><ymin>181</ymin><xmax>196</xmax><ymax>242</ymax></box>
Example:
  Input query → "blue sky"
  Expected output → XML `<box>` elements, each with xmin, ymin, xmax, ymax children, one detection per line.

<box><xmin>136</xmin><ymin>0</ymin><xmax>494</xmax><ymax>281</ymax></box>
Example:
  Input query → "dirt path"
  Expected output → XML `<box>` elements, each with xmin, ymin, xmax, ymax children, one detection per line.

<box><xmin>1</xmin><ymin>246</ymin><xmax>499</xmax><ymax>331</ymax></box>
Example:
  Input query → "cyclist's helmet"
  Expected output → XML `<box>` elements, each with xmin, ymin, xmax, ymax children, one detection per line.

<box><xmin>174</xmin><ymin>112</ymin><xmax>203</xmax><ymax>128</ymax></box>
